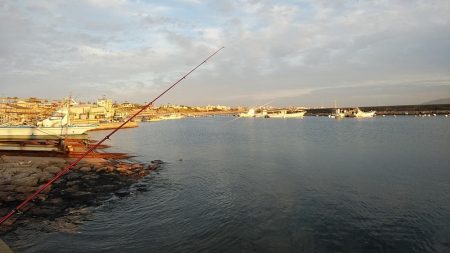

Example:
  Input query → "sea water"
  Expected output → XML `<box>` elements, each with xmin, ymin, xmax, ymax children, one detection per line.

<box><xmin>8</xmin><ymin>116</ymin><xmax>450</xmax><ymax>252</ymax></box>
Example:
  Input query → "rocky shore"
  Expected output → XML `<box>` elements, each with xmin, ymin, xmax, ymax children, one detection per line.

<box><xmin>0</xmin><ymin>155</ymin><xmax>163</xmax><ymax>235</ymax></box>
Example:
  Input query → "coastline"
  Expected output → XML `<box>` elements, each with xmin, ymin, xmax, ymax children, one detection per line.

<box><xmin>0</xmin><ymin>155</ymin><xmax>163</xmax><ymax>236</ymax></box>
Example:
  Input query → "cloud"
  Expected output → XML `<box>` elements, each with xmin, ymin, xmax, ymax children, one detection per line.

<box><xmin>0</xmin><ymin>0</ymin><xmax>449</xmax><ymax>106</ymax></box>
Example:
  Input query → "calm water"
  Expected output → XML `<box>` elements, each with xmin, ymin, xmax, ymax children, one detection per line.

<box><xmin>7</xmin><ymin>116</ymin><xmax>450</xmax><ymax>252</ymax></box>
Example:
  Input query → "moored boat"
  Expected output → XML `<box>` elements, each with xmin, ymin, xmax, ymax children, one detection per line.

<box><xmin>266</xmin><ymin>110</ymin><xmax>306</xmax><ymax>118</ymax></box>
<box><xmin>239</xmin><ymin>108</ymin><xmax>267</xmax><ymax>118</ymax></box>
<box><xmin>354</xmin><ymin>108</ymin><xmax>376</xmax><ymax>118</ymax></box>
<box><xmin>0</xmin><ymin>108</ymin><xmax>97</xmax><ymax>139</ymax></box>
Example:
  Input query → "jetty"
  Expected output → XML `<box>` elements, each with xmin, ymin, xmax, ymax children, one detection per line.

<box><xmin>306</xmin><ymin>104</ymin><xmax>450</xmax><ymax>116</ymax></box>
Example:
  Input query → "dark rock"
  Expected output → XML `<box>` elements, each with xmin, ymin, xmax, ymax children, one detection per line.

<box><xmin>65</xmin><ymin>180</ymin><xmax>81</xmax><ymax>187</ymax></box>
<box><xmin>151</xmin><ymin>160</ymin><xmax>164</xmax><ymax>165</ymax></box>
<box><xmin>99</xmin><ymin>184</ymin><xmax>121</xmax><ymax>192</ymax></box>
<box><xmin>115</xmin><ymin>190</ymin><xmax>130</xmax><ymax>197</ymax></box>
<box><xmin>70</xmin><ymin>191</ymin><xmax>92</xmax><ymax>199</ymax></box>
<box><xmin>65</xmin><ymin>172</ymin><xmax>82</xmax><ymax>180</ymax></box>
<box><xmin>147</xmin><ymin>164</ymin><xmax>159</xmax><ymax>170</ymax></box>
<box><xmin>65</xmin><ymin>185</ymin><xmax>79</xmax><ymax>193</ymax></box>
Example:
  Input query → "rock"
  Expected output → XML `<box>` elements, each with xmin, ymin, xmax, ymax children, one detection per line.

<box><xmin>95</xmin><ymin>167</ymin><xmax>107</xmax><ymax>172</ymax></box>
<box><xmin>18</xmin><ymin>161</ymin><xmax>33</xmax><ymax>167</ymax></box>
<box><xmin>116</xmin><ymin>167</ymin><xmax>129</xmax><ymax>173</ymax></box>
<box><xmin>151</xmin><ymin>160</ymin><xmax>164</xmax><ymax>165</ymax></box>
<box><xmin>47</xmin><ymin>197</ymin><xmax>63</xmax><ymax>205</ymax></box>
<box><xmin>0</xmin><ymin>178</ymin><xmax>12</xmax><ymax>185</ymax></box>
<box><xmin>78</xmin><ymin>167</ymin><xmax>91</xmax><ymax>172</ymax></box>
<box><xmin>65</xmin><ymin>180</ymin><xmax>81</xmax><ymax>187</ymax></box>
<box><xmin>147</xmin><ymin>164</ymin><xmax>159</xmax><ymax>170</ymax></box>
<box><xmin>70</xmin><ymin>191</ymin><xmax>92</xmax><ymax>198</ymax></box>
<box><xmin>38</xmin><ymin>172</ymin><xmax>55</xmax><ymax>183</ymax></box>
<box><xmin>38</xmin><ymin>184</ymin><xmax>52</xmax><ymax>194</ymax></box>
<box><xmin>65</xmin><ymin>185</ymin><xmax>79</xmax><ymax>193</ymax></box>
<box><xmin>138</xmin><ymin>171</ymin><xmax>149</xmax><ymax>177</ymax></box>
<box><xmin>43</xmin><ymin>166</ymin><xmax>62</xmax><ymax>174</ymax></box>
<box><xmin>29</xmin><ymin>207</ymin><xmax>56</xmax><ymax>216</ymax></box>
<box><xmin>0</xmin><ymin>185</ymin><xmax>16</xmax><ymax>192</ymax></box>
<box><xmin>0</xmin><ymin>191</ymin><xmax>13</xmax><ymax>202</ymax></box>
<box><xmin>82</xmin><ymin>174</ymin><xmax>99</xmax><ymax>180</ymax></box>
<box><xmin>130</xmin><ymin>164</ymin><xmax>144</xmax><ymax>170</ymax></box>
<box><xmin>1</xmin><ymin>167</ymin><xmax>21</xmax><ymax>177</ymax></box>
<box><xmin>65</xmin><ymin>172</ymin><xmax>82</xmax><ymax>180</ymax></box>
<box><xmin>115</xmin><ymin>190</ymin><xmax>130</xmax><ymax>197</ymax></box>
<box><xmin>11</xmin><ymin>176</ymin><xmax>39</xmax><ymax>187</ymax></box>
<box><xmin>13</xmin><ymin>171</ymin><xmax>34</xmax><ymax>180</ymax></box>
<box><xmin>0</xmin><ymin>155</ymin><xmax>7</xmax><ymax>163</ymax></box>
<box><xmin>99</xmin><ymin>184</ymin><xmax>120</xmax><ymax>192</ymax></box>
<box><xmin>14</xmin><ymin>186</ymin><xmax>38</xmax><ymax>193</ymax></box>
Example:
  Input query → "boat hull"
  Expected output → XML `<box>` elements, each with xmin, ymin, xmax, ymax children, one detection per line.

<box><xmin>0</xmin><ymin>125</ymin><xmax>97</xmax><ymax>139</ymax></box>
<box><xmin>267</xmin><ymin>111</ymin><xmax>306</xmax><ymax>118</ymax></box>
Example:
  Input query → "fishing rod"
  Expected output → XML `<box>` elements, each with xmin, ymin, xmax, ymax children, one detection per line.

<box><xmin>0</xmin><ymin>46</ymin><xmax>225</xmax><ymax>225</ymax></box>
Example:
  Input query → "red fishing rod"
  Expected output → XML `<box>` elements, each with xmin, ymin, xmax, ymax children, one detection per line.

<box><xmin>0</xmin><ymin>46</ymin><xmax>225</xmax><ymax>225</ymax></box>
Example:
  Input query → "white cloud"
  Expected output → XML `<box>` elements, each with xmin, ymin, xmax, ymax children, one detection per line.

<box><xmin>0</xmin><ymin>0</ymin><xmax>449</xmax><ymax>106</ymax></box>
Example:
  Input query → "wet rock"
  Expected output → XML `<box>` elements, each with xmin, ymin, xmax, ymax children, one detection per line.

<box><xmin>82</xmin><ymin>174</ymin><xmax>99</xmax><ymax>180</ymax></box>
<box><xmin>65</xmin><ymin>180</ymin><xmax>81</xmax><ymax>187</ymax></box>
<box><xmin>151</xmin><ymin>159</ymin><xmax>164</xmax><ymax>165</ymax></box>
<box><xmin>0</xmin><ymin>157</ymin><xmax>165</xmax><ymax>236</ymax></box>
<box><xmin>65</xmin><ymin>172</ymin><xmax>82</xmax><ymax>181</ymax></box>
<box><xmin>70</xmin><ymin>191</ymin><xmax>92</xmax><ymax>199</ymax></box>
<box><xmin>29</xmin><ymin>207</ymin><xmax>57</xmax><ymax>216</ymax></box>
<box><xmin>65</xmin><ymin>185</ymin><xmax>79</xmax><ymax>193</ymax></box>
<box><xmin>99</xmin><ymin>184</ymin><xmax>121</xmax><ymax>192</ymax></box>
<box><xmin>47</xmin><ymin>197</ymin><xmax>63</xmax><ymax>205</ymax></box>
<box><xmin>147</xmin><ymin>164</ymin><xmax>159</xmax><ymax>170</ymax></box>
<box><xmin>115</xmin><ymin>190</ymin><xmax>130</xmax><ymax>197</ymax></box>
<box><xmin>0</xmin><ymin>191</ymin><xmax>13</xmax><ymax>202</ymax></box>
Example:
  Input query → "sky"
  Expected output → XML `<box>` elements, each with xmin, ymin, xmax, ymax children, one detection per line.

<box><xmin>0</xmin><ymin>0</ymin><xmax>449</xmax><ymax>107</ymax></box>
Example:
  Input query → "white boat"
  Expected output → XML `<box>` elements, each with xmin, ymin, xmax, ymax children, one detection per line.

<box><xmin>266</xmin><ymin>110</ymin><xmax>306</xmax><ymax>118</ymax></box>
<box><xmin>239</xmin><ymin>108</ymin><xmax>267</xmax><ymax>118</ymax></box>
<box><xmin>159</xmin><ymin>114</ymin><xmax>184</xmax><ymax>120</ymax></box>
<box><xmin>0</xmin><ymin>108</ymin><xmax>97</xmax><ymax>139</ymax></box>
<box><xmin>332</xmin><ymin>108</ymin><xmax>346</xmax><ymax>119</ymax></box>
<box><xmin>354</xmin><ymin>108</ymin><xmax>376</xmax><ymax>118</ymax></box>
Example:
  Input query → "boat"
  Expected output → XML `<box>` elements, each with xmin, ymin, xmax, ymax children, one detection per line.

<box><xmin>239</xmin><ymin>108</ymin><xmax>267</xmax><ymax>118</ymax></box>
<box><xmin>159</xmin><ymin>114</ymin><xmax>184</xmax><ymax>120</ymax></box>
<box><xmin>0</xmin><ymin>108</ymin><xmax>97</xmax><ymax>139</ymax></box>
<box><xmin>266</xmin><ymin>110</ymin><xmax>306</xmax><ymax>118</ymax></box>
<box><xmin>331</xmin><ymin>108</ymin><xmax>346</xmax><ymax>119</ymax></box>
<box><xmin>354</xmin><ymin>108</ymin><xmax>376</xmax><ymax>118</ymax></box>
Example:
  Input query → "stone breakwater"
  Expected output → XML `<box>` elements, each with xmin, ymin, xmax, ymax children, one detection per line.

<box><xmin>0</xmin><ymin>155</ymin><xmax>163</xmax><ymax>235</ymax></box>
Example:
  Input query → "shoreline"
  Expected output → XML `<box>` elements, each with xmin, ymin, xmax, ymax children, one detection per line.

<box><xmin>0</xmin><ymin>154</ymin><xmax>163</xmax><ymax>236</ymax></box>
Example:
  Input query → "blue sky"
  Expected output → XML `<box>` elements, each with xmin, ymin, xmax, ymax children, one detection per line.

<box><xmin>0</xmin><ymin>0</ymin><xmax>449</xmax><ymax>106</ymax></box>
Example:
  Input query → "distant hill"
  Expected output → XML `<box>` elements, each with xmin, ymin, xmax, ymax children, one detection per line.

<box><xmin>422</xmin><ymin>98</ymin><xmax>450</xmax><ymax>105</ymax></box>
